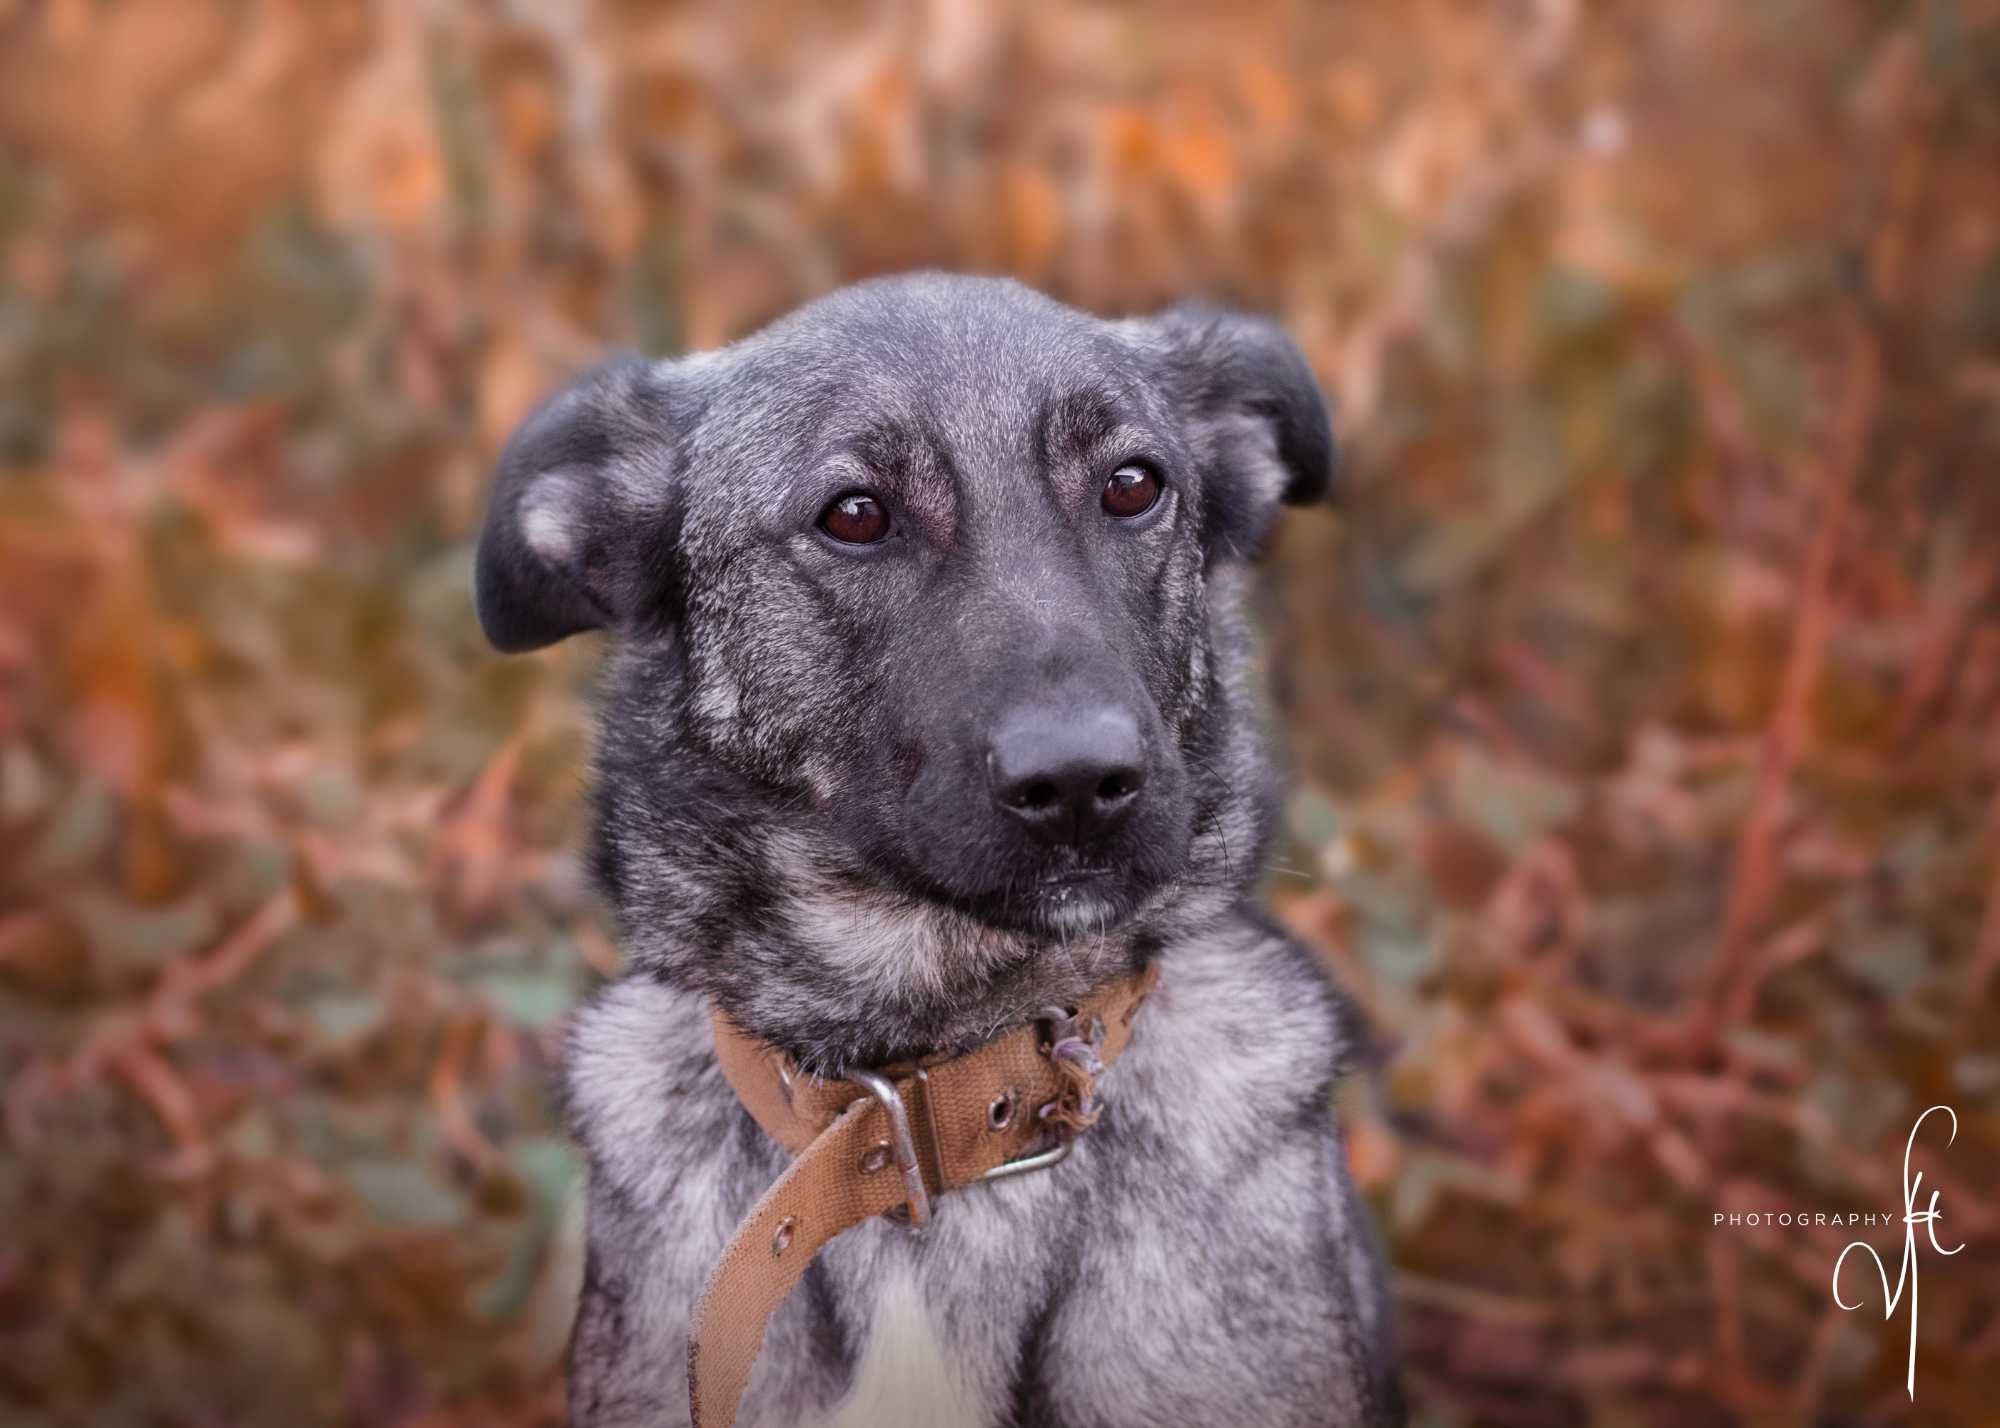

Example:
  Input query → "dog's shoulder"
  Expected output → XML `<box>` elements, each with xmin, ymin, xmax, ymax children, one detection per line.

<box><xmin>1110</xmin><ymin>910</ymin><xmax>1355</xmax><ymax>1150</ymax></box>
<box><xmin>560</xmin><ymin>973</ymin><xmax>748</xmax><ymax>1209</ymax></box>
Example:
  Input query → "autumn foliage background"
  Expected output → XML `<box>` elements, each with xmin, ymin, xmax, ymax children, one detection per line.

<box><xmin>1</xmin><ymin>2</ymin><xmax>1998</xmax><ymax>1425</ymax></box>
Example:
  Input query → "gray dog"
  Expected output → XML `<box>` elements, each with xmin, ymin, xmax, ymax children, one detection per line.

<box><xmin>474</xmin><ymin>274</ymin><xmax>1399</xmax><ymax>1427</ymax></box>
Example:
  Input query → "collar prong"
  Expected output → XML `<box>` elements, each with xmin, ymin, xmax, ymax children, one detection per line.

<box><xmin>848</xmin><ymin>1069</ymin><xmax>931</xmax><ymax>1229</ymax></box>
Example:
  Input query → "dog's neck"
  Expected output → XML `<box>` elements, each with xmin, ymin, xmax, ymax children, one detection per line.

<box><xmin>707</xmin><ymin>867</ymin><xmax>1163</xmax><ymax>1076</ymax></box>
<box><xmin>606</xmin><ymin>817</ymin><xmax>1252</xmax><ymax>1076</ymax></box>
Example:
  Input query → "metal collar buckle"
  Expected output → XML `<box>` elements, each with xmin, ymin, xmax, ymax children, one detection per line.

<box><xmin>849</xmin><ymin>1069</ymin><xmax>932</xmax><ymax>1230</ymax></box>
<box><xmin>853</xmin><ymin>1003</ymin><xmax>1098</xmax><ymax>1231</ymax></box>
<box><xmin>979</xmin><ymin>1124</ymin><xmax>1075</xmax><ymax>1182</ymax></box>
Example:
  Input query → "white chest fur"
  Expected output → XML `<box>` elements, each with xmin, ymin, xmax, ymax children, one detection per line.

<box><xmin>812</xmin><ymin>1267</ymin><xmax>984</xmax><ymax>1428</ymax></box>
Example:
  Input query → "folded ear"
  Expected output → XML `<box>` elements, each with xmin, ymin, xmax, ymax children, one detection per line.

<box><xmin>1129</xmin><ymin>303</ymin><xmax>1336</xmax><ymax>560</ymax></box>
<box><xmin>474</xmin><ymin>356</ymin><xmax>683</xmax><ymax>653</ymax></box>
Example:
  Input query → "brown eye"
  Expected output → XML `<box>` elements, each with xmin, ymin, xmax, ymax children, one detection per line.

<box><xmin>819</xmin><ymin>491</ymin><xmax>892</xmax><ymax>544</ymax></box>
<box><xmin>1101</xmin><ymin>464</ymin><xmax>1162</xmax><ymax>519</ymax></box>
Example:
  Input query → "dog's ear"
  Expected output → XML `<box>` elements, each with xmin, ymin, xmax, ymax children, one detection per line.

<box><xmin>474</xmin><ymin>356</ymin><xmax>685</xmax><ymax>653</ymax></box>
<box><xmin>1129</xmin><ymin>303</ymin><xmax>1336</xmax><ymax>560</ymax></box>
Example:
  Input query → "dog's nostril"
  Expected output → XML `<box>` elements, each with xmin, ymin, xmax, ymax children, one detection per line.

<box><xmin>1015</xmin><ymin>780</ymin><xmax>1060</xmax><ymax>812</ymax></box>
<box><xmin>988</xmin><ymin>703</ymin><xmax>1149</xmax><ymax>842</ymax></box>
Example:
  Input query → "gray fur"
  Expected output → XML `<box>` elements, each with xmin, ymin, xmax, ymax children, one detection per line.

<box><xmin>475</xmin><ymin>275</ymin><xmax>1399</xmax><ymax>1426</ymax></box>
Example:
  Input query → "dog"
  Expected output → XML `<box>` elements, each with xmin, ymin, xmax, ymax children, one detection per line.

<box><xmin>473</xmin><ymin>274</ymin><xmax>1400</xmax><ymax>1427</ymax></box>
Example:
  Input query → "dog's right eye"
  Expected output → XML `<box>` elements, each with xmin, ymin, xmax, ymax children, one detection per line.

<box><xmin>818</xmin><ymin>491</ymin><xmax>893</xmax><ymax>545</ymax></box>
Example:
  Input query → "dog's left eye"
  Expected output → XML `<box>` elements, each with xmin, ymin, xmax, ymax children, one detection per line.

<box><xmin>1101</xmin><ymin>464</ymin><xmax>1162</xmax><ymax>519</ymax></box>
<box><xmin>818</xmin><ymin>491</ymin><xmax>893</xmax><ymax>544</ymax></box>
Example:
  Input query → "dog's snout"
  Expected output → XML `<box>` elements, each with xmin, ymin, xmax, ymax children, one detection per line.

<box><xmin>988</xmin><ymin>704</ymin><xmax>1148</xmax><ymax>845</ymax></box>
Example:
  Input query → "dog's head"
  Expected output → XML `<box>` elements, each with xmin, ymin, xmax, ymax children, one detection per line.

<box><xmin>477</xmin><ymin>276</ymin><xmax>1332</xmax><ymax>1067</ymax></box>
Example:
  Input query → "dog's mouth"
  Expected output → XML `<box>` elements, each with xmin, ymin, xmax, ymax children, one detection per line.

<box><xmin>1035</xmin><ymin>866</ymin><xmax>1117</xmax><ymax>888</ymax></box>
<box><xmin>938</xmin><ymin>859</ymin><xmax>1159</xmax><ymax>939</ymax></box>
<box><xmin>1030</xmin><ymin>875</ymin><xmax>1134</xmax><ymax>937</ymax></box>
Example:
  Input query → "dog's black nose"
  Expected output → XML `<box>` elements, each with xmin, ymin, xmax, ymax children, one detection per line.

<box><xmin>988</xmin><ymin>705</ymin><xmax>1148</xmax><ymax>845</ymax></box>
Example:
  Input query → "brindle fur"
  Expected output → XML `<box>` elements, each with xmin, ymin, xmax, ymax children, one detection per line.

<box><xmin>474</xmin><ymin>275</ymin><xmax>1400</xmax><ymax>1427</ymax></box>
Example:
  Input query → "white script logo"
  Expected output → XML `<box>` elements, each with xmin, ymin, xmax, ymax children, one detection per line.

<box><xmin>1830</xmin><ymin>1104</ymin><xmax>1963</xmax><ymax>1401</ymax></box>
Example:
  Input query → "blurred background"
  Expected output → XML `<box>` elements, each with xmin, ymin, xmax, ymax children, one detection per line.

<box><xmin>1</xmin><ymin>1</ymin><xmax>1997</xmax><ymax>1424</ymax></box>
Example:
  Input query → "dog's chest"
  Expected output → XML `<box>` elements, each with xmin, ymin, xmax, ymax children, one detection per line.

<box><xmin>807</xmin><ymin>1266</ymin><xmax>983</xmax><ymax>1428</ymax></box>
<box><xmin>757</xmin><ymin>1162</ymin><xmax>1071</xmax><ymax>1428</ymax></box>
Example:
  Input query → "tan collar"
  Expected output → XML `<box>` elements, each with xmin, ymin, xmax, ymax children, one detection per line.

<box><xmin>688</xmin><ymin>964</ymin><xmax>1160</xmax><ymax>1428</ymax></box>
